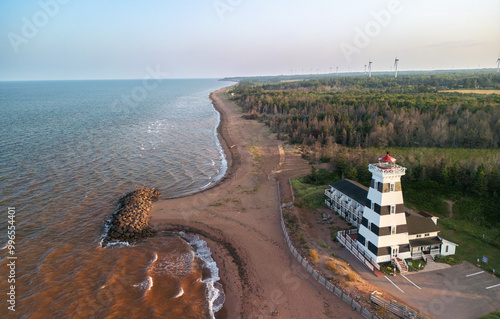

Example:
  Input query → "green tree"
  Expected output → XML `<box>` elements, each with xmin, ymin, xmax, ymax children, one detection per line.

<box><xmin>346</xmin><ymin>163</ymin><xmax>358</xmax><ymax>180</ymax></box>
<box><xmin>474</xmin><ymin>165</ymin><xmax>488</xmax><ymax>196</ymax></box>
<box><xmin>334</xmin><ymin>152</ymin><xmax>348</xmax><ymax>177</ymax></box>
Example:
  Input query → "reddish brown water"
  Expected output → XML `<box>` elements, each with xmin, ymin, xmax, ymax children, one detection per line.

<box><xmin>0</xmin><ymin>80</ymin><xmax>228</xmax><ymax>318</ymax></box>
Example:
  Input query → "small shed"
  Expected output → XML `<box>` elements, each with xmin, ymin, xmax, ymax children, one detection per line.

<box><xmin>440</xmin><ymin>237</ymin><xmax>458</xmax><ymax>256</ymax></box>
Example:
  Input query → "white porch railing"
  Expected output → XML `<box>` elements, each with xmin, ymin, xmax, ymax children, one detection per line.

<box><xmin>336</xmin><ymin>230</ymin><xmax>379</xmax><ymax>271</ymax></box>
<box><xmin>430</xmin><ymin>248</ymin><xmax>440</xmax><ymax>259</ymax></box>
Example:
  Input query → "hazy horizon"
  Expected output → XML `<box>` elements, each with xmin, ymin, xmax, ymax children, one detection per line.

<box><xmin>1</xmin><ymin>0</ymin><xmax>499</xmax><ymax>81</ymax></box>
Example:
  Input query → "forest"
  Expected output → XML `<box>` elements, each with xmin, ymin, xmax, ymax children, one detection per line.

<box><xmin>229</xmin><ymin>71</ymin><xmax>500</xmax><ymax>228</ymax></box>
<box><xmin>231</xmin><ymin>73</ymin><xmax>500</xmax><ymax>149</ymax></box>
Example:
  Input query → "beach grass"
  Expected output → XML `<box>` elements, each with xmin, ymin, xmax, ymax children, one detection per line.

<box><xmin>291</xmin><ymin>178</ymin><xmax>328</xmax><ymax>209</ymax></box>
<box><xmin>309</xmin><ymin>249</ymin><xmax>320</xmax><ymax>264</ymax></box>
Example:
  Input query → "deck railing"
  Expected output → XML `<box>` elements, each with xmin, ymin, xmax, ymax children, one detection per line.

<box><xmin>337</xmin><ymin>230</ymin><xmax>379</xmax><ymax>271</ymax></box>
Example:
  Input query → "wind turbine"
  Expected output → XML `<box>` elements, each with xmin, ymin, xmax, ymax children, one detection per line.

<box><xmin>368</xmin><ymin>60</ymin><xmax>372</xmax><ymax>78</ymax></box>
<box><xmin>497</xmin><ymin>56</ymin><xmax>500</xmax><ymax>72</ymax></box>
<box><xmin>394</xmin><ymin>57</ymin><xmax>399</xmax><ymax>78</ymax></box>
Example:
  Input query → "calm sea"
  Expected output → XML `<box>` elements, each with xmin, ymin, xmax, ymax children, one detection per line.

<box><xmin>0</xmin><ymin>79</ymin><xmax>231</xmax><ymax>318</ymax></box>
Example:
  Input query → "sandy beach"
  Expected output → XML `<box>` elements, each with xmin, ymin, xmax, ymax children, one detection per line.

<box><xmin>151</xmin><ymin>88</ymin><xmax>361</xmax><ymax>318</ymax></box>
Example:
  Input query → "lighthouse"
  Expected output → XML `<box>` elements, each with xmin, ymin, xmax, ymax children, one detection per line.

<box><xmin>356</xmin><ymin>152</ymin><xmax>411</xmax><ymax>264</ymax></box>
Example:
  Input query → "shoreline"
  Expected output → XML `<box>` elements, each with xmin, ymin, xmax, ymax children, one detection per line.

<box><xmin>150</xmin><ymin>87</ymin><xmax>361</xmax><ymax>318</ymax></box>
<box><xmin>158</xmin><ymin>86</ymin><xmax>239</xmax><ymax>200</ymax></box>
<box><xmin>152</xmin><ymin>87</ymin><xmax>245</xmax><ymax>318</ymax></box>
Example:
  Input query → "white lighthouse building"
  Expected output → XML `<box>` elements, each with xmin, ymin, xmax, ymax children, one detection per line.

<box><xmin>357</xmin><ymin>152</ymin><xmax>411</xmax><ymax>264</ymax></box>
<box><xmin>325</xmin><ymin>152</ymin><xmax>457</xmax><ymax>272</ymax></box>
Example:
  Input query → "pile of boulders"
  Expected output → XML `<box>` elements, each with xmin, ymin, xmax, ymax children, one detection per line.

<box><xmin>102</xmin><ymin>188</ymin><xmax>161</xmax><ymax>247</ymax></box>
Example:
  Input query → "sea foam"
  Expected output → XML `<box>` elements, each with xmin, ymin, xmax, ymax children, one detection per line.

<box><xmin>177</xmin><ymin>232</ymin><xmax>225</xmax><ymax>318</ymax></box>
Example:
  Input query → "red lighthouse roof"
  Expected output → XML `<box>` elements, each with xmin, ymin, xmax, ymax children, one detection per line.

<box><xmin>376</xmin><ymin>152</ymin><xmax>396</xmax><ymax>169</ymax></box>
<box><xmin>379</xmin><ymin>152</ymin><xmax>396</xmax><ymax>163</ymax></box>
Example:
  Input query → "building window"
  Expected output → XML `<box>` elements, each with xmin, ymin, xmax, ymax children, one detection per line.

<box><xmin>368</xmin><ymin>222</ymin><xmax>371</xmax><ymax>231</ymax></box>
<box><xmin>390</xmin><ymin>205</ymin><xmax>395</xmax><ymax>214</ymax></box>
<box><xmin>445</xmin><ymin>246</ymin><xmax>449</xmax><ymax>253</ymax></box>
<box><xmin>390</xmin><ymin>183</ymin><xmax>395</xmax><ymax>192</ymax></box>
<box><xmin>391</xmin><ymin>226</ymin><xmax>396</xmax><ymax>235</ymax></box>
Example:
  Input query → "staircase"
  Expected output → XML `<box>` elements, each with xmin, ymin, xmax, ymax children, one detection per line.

<box><xmin>392</xmin><ymin>258</ymin><xmax>408</xmax><ymax>273</ymax></box>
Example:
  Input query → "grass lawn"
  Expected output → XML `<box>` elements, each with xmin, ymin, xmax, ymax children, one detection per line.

<box><xmin>402</xmin><ymin>180</ymin><xmax>500</xmax><ymax>276</ymax></box>
<box><xmin>402</xmin><ymin>180</ymin><xmax>459</xmax><ymax>217</ymax></box>
<box><xmin>440</xmin><ymin>226</ymin><xmax>500</xmax><ymax>276</ymax></box>
<box><xmin>291</xmin><ymin>178</ymin><xmax>328</xmax><ymax>209</ymax></box>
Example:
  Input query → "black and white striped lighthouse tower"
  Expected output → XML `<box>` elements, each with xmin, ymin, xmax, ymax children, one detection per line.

<box><xmin>357</xmin><ymin>152</ymin><xmax>411</xmax><ymax>264</ymax></box>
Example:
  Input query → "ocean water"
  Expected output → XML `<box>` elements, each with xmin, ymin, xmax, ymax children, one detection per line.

<box><xmin>0</xmin><ymin>79</ymin><xmax>231</xmax><ymax>318</ymax></box>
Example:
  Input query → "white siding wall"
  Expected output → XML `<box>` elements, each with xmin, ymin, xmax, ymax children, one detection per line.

<box><xmin>408</xmin><ymin>231</ymin><xmax>439</xmax><ymax>240</ymax></box>
<box><xmin>440</xmin><ymin>239</ymin><xmax>457</xmax><ymax>256</ymax></box>
<box><xmin>379</xmin><ymin>214</ymin><xmax>407</xmax><ymax>228</ymax></box>
<box><xmin>359</xmin><ymin>225</ymin><xmax>378</xmax><ymax>246</ymax></box>
<box><xmin>367</xmin><ymin>190</ymin><xmax>404</xmax><ymax>206</ymax></box>
<box><xmin>378</xmin><ymin>233</ymin><xmax>410</xmax><ymax>247</ymax></box>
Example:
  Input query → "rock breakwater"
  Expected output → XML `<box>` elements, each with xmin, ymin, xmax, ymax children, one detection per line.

<box><xmin>102</xmin><ymin>188</ymin><xmax>161</xmax><ymax>247</ymax></box>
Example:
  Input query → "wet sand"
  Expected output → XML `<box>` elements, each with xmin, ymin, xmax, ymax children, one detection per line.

<box><xmin>151</xmin><ymin>88</ymin><xmax>361</xmax><ymax>318</ymax></box>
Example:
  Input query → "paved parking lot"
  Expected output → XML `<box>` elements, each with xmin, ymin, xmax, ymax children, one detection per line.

<box><xmin>338</xmin><ymin>249</ymin><xmax>500</xmax><ymax>319</ymax></box>
<box><xmin>393</xmin><ymin>262</ymin><xmax>500</xmax><ymax>318</ymax></box>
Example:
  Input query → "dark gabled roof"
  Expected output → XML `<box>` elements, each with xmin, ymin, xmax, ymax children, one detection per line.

<box><xmin>418</xmin><ymin>211</ymin><xmax>435</xmax><ymax>218</ymax></box>
<box><xmin>329</xmin><ymin>179</ymin><xmax>369</xmax><ymax>206</ymax></box>
<box><xmin>405</xmin><ymin>214</ymin><xmax>439</xmax><ymax>235</ymax></box>
<box><xmin>409</xmin><ymin>237</ymin><xmax>442</xmax><ymax>247</ymax></box>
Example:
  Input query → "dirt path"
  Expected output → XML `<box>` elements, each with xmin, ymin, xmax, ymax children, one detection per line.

<box><xmin>444</xmin><ymin>200</ymin><xmax>455</xmax><ymax>218</ymax></box>
<box><xmin>150</xmin><ymin>89</ymin><xmax>361</xmax><ymax>318</ymax></box>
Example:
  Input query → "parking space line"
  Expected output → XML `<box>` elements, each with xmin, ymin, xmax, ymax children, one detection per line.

<box><xmin>486</xmin><ymin>283</ymin><xmax>500</xmax><ymax>290</ymax></box>
<box><xmin>401</xmin><ymin>274</ymin><xmax>421</xmax><ymax>290</ymax></box>
<box><xmin>466</xmin><ymin>271</ymin><xmax>484</xmax><ymax>277</ymax></box>
<box><xmin>385</xmin><ymin>276</ymin><xmax>404</xmax><ymax>293</ymax></box>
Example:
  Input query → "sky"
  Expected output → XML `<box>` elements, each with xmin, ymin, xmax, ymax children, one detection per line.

<box><xmin>0</xmin><ymin>0</ymin><xmax>499</xmax><ymax>81</ymax></box>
